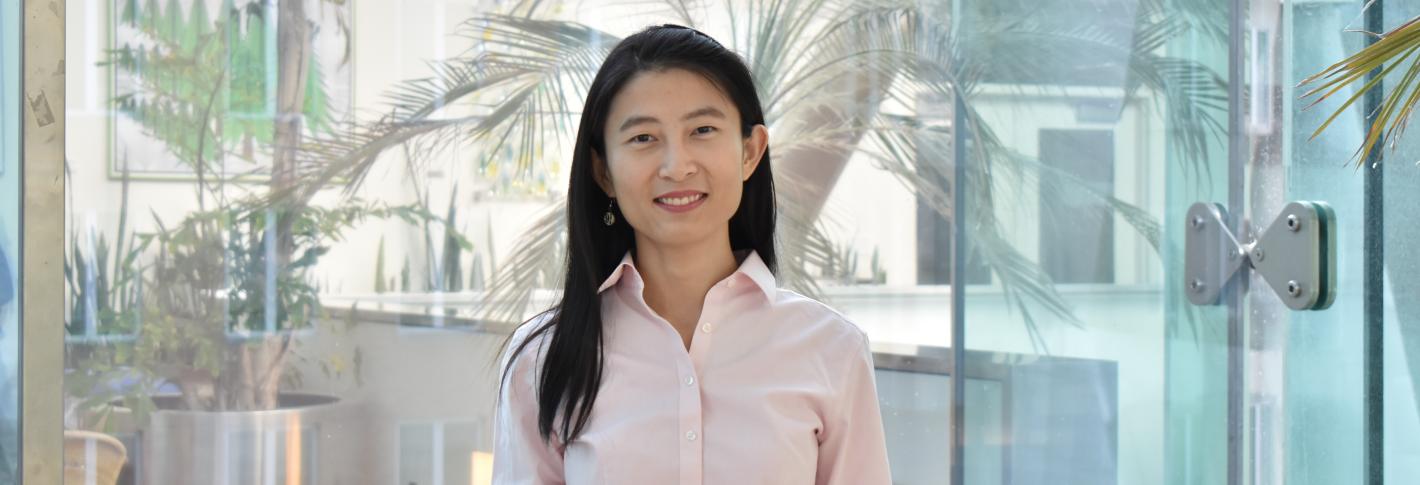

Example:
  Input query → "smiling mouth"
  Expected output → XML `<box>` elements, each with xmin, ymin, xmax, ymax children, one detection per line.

<box><xmin>654</xmin><ymin>193</ymin><xmax>708</xmax><ymax>206</ymax></box>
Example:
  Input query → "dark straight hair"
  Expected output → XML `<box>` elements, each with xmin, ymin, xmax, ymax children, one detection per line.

<box><xmin>498</xmin><ymin>24</ymin><xmax>778</xmax><ymax>446</ymax></box>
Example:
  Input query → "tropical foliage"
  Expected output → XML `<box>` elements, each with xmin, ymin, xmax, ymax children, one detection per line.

<box><xmin>108</xmin><ymin>0</ymin><xmax>336</xmax><ymax>172</ymax></box>
<box><xmin>277</xmin><ymin>0</ymin><xmax>1228</xmax><ymax>345</ymax></box>
<box><xmin>64</xmin><ymin>162</ymin><xmax>148</xmax><ymax>338</ymax></box>
<box><xmin>66</xmin><ymin>0</ymin><xmax>406</xmax><ymax>415</ymax></box>
<box><xmin>1301</xmin><ymin>15</ymin><xmax>1420</xmax><ymax>166</ymax></box>
<box><xmin>130</xmin><ymin>198</ymin><xmax>436</xmax><ymax>411</ymax></box>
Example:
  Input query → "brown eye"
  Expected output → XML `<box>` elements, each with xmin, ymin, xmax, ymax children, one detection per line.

<box><xmin>630</xmin><ymin>134</ymin><xmax>654</xmax><ymax>144</ymax></box>
<box><xmin>694</xmin><ymin>126</ymin><xmax>717</xmax><ymax>135</ymax></box>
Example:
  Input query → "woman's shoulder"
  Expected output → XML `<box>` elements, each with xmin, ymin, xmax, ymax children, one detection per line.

<box><xmin>501</xmin><ymin>310</ymin><xmax>558</xmax><ymax>372</ymax></box>
<box><xmin>767</xmin><ymin>288</ymin><xmax>871</xmax><ymax>350</ymax></box>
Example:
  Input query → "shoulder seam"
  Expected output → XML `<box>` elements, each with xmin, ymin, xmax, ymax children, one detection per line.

<box><xmin>777</xmin><ymin>289</ymin><xmax>868</xmax><ymax>339</ymax></box>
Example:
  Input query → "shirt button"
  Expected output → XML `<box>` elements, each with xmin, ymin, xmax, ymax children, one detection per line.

<box><xmin>686</xmin><ymin>430</ymin><xmax>698</xmax><ymax>441</ymax></box>
<box><xmin>685</xmin><ymin>376</ymin><xmax>696</xmax><ymax>386</ymax></box>
<box><xmin>701</xmin><ymin>322</ymin><xmax>713</xmax><ymax>333</ymax></box>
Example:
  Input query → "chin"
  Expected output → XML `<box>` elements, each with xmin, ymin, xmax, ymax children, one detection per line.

<box><xmin>639</xmin><ymin>224</ymin><xmax>722</xmax><ymax>249</ymax></box>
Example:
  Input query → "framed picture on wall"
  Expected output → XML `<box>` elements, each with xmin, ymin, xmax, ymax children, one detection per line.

<box><xmin>106</xmin><ymin>0</ymin><xmax>354</xmax><ymax>181</ymax></box>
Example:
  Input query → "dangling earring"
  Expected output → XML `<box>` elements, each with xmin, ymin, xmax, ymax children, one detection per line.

<box><xmin>603</xmin><ymin>198</ymin><xmax>617</xmax><ymax>226</ymax></box>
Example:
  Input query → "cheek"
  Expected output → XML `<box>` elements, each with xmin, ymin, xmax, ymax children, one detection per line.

<box><xmin>606</xmin><ymin>154</ymin><xmax>652</xmax><ymax>193</ymax></box>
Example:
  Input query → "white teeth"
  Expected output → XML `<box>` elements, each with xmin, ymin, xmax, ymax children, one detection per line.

<box><xmin>656</xmin><ymin>193</ymin><xmax>706</xmax><ymax>206</ymax></box>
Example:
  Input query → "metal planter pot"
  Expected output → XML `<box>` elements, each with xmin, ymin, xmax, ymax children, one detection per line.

<box><xmin>137</xmin><ymin>393</ymin><xmax>361</xmax><ymax>485</ymax></box>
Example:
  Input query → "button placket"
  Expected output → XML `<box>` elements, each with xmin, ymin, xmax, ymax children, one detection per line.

<box><xmin>681</xmin><ymin>296</ymin><xmax>713</xmax><ymax>485</ymax></box>
<box><xmin>679</xmin><ymin>359</ymin><xmax>704</xmax><ymax>485</ymax></box>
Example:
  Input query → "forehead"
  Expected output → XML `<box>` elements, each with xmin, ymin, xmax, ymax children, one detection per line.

<box><xmin>607</xmin><ymin>68</ymin><xmax>739</xmax><ymax>124</ymax></box>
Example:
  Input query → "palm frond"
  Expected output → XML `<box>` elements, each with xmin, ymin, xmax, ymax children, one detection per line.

<box><xmin>270</xmin><ymin>16</ymin><xmax>619</xmax><ymax>206</ymax></box>
<box><xmin>481</xmin><ymin>203</ymin><xmax>566</xmax><ymax>324</ymax></box>
<box><xmin>946</xmin><ymin>15</ymin><xmax>1228</xmax><ymax>181</ymax></box>
<box><xmin>1299</xmin><ymin>16</ymin><xmax>1420</xmax><ymax>167</ymax></box>
<box><xmin>864</xmin><ymin>111</ymin><xmax>1081</xmax><ymax>349</ymax></box>
<box><xmin>286</xmin><ymin>0</ymin><xmax>1237</xmax><ymax>349</ymax></box>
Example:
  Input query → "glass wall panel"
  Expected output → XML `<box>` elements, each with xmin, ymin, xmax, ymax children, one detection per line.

<box><xmin>60</xmin><ymin>0</ymin><xmax>950</xmax><ymax>482</ymax></box>
<box><xmin>956</xmin><ymin>0</ymin><xmax>1232</xmax><ymax>484</ymax></box>
<box><xmin>1383</xmin><ymin>2</ymin><xmax>1420</xmax><ymax>483</ymax></box>
<box><xmin>1</xmin><ymin>0</ymin><xmax>21</xmax><ymax>480</ymax></box>
<box><xmin>1266</xmin><ymin>1</ymin><xmax>1372</xmax><ymax>483</ymax></box>
<box><xmin>54</xmin><ymin>0</ymin><xmax>1416</xmax><ymax>483</ymax></box>
<box><xmin>1255</xmin><ymin>0</ymin><xmax>1420</xmax><ymax>482</ymax></box>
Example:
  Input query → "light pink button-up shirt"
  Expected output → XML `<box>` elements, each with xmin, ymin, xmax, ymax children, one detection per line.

<box><xmin>492</xmin><ymin>249</ymin><xmax>892</xmax><ymax>485</ymax></box>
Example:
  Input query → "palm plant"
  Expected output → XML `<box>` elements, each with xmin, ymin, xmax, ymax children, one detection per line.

<box><xmin>281</xmin><ymin>0</ymin><xmax>1228</xmax><ymax>344</ymax></box>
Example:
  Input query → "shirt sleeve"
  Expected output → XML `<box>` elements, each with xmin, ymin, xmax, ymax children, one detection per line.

<box><xmin>816</xmin><ymin>326</ymin><xmax>892</xmax><ymax>485</ymax></box>
<box><xmin>492</xmin><ymin>323</ymin><xmax>566</xmax><ymax>485</ymax></box>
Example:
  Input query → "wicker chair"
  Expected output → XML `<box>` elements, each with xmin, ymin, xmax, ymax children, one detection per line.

<box><xmin>63</xmin><ymin>430</ymin><xmax>128</xmax><ymax>485</ymax></box>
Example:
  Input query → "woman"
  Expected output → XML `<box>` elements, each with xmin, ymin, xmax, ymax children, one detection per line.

<box><xmin>493</xmin><ymin>24</ymin><xmax>891</xmax><ymax>484</ymax></box>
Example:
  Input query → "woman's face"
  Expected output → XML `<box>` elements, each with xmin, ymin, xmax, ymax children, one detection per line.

<box><xmin>594</xmin><ymin>68</ymin><xmax>769</xmax><ymax>249</ymax></box>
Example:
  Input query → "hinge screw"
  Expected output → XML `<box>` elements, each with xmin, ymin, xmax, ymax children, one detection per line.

<box><xmin>1287</xmin><ymin>280</ymin><xmax>1303</xmax><ymax>298</ymax></box>
<box><xmin>1286</xmin><ymin>214</ymin><xmax>1301</xmax><ymax>232</ymax></box>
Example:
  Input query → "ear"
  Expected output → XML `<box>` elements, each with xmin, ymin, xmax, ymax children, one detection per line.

<box><xmin>591</xmin><ymin>149</ymin><xmax>616</xmax><ymax>198</ymax></box>
<box><xmin>741</xmin><ymin>124</ymin><xmax>769</xmax><ymax>181</ymax></box>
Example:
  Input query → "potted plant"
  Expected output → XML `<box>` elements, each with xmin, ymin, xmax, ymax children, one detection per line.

<box><xmin>122</xmin><ymin>197</ymin><xmax>437</xmax><ymax>483</ymax></box>
<box><xmin>61</xmin><ymin>159</ymin><xmax>148</xmax><ymax>485</ymax></box>
<box><xmin>69</xmin><ymin>0</ymin><xmax>464</xmax><ymax>481</ymax></box>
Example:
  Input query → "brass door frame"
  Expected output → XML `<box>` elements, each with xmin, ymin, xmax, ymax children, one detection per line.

<box><xmin>20</xmin><ymin>0</ymin><xmax>65</xmax><ymax>482</ymax></box>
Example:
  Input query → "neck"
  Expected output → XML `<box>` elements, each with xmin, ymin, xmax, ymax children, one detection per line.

<box><xmin>633</xmin><ymin>231</ymin><xmax>738</xmax><ymax>325</ymax></box>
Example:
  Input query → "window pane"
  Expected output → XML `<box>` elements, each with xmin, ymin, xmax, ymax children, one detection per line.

<box><xmin>1383</xmin><ymin>2</ymin><xmax>1420</xmax><ymax>483</ymax></box>
<box><xmin>959</xmin><ymin>0</ymin><xmax>1230</xmax><ymax>483</ymax></box>
<box><xmin>1</xmin><ymin>0</ymin><xmax>21</xmax><ymax>480</ymax></box>
<box><xmin>60</xmin><ymin>0</ymin><xmax>958</xmax><ymax>481</ymax></box>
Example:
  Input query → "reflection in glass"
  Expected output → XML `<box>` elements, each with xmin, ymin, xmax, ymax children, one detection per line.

<box><xmin>1</xmin><ymin>0</ymin><xmax>22</xmax><ymax>480</ymax></box>
<box><xmin>1383</xmin><ymin>4</ymin><xmax>1420</xmax><ymax>484</ymax></box>
<box><xmin>957</xmin><ymin>0</ymin><xmax>1231</xmax><ymax>483</ymax></box>
<box><xmin>51</xmin><ymin>0</ymin><xmax>1408</xmax><ymax>483</ymax></box>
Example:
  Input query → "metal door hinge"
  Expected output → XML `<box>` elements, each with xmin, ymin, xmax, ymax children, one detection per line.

<box><xmin>1185</xmin><ymin>201</ymin><xmax>1336</xmax><ymax>311</ymax></box>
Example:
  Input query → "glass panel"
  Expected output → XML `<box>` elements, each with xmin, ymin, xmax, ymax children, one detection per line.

<box><xmin>1256</xmin><ymin>1</ymin><xmax>1362</xmax><ymax>483</ymax></box>
<box><xmin>61</xmin><ymin>0</ymin><xmax>1417</xmax><ymax>482</ymax></box>
<box><xmin>874</xmin><ymin>369</ymin><xmax>1005</xmax><ymax>484</ymax></box>
<box><xmin>50</xmin><ymin>0</ymin><xmax>1418</xmax><ymax>483</ymax></box>
<box><xmin>1258</xmin><ymin>0</ymin><xmax>1398</xmax><ymax>482</ymax></box>
<box><xmin>958</xmin><ymin>0</ymin><xmax>1232</xmax><ymax>484</ymax></box>
<box><xmin>1383</xmin><ymin>2</ymin><xmax>1420</xmax><ymax>484</ymax></box>
<box><xmin>61</xmin><ymin>0</ymin><xmax>945</xmax><ymax>482</ymax></box>
<box><xmin>1</xmin><ymin>0</ymin><xmax>20</xmax><ymax>480</ymax></box>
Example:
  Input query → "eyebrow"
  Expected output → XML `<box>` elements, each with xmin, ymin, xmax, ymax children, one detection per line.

<box><xmin>617</xmin><ymin>106</ymin><xmax>727</xmax><ymax>133</ymax></box>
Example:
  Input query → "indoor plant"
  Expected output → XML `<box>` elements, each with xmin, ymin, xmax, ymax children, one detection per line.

<box><xmin>70</xmin><ymin>0</ymin><xmax>462</xmax><ymax>481</ymax></box>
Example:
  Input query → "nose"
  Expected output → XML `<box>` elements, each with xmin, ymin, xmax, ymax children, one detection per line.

<box><xmin>658</xmin><ymin>140</ymin><xmax>698</xmax><ymax>181</ymax></box>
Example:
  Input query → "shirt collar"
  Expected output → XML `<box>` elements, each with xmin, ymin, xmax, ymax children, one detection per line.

<box><xmin>596</xmin><ymin>249</ymin><xmax>777</xmax><ymax>302</ymax></box>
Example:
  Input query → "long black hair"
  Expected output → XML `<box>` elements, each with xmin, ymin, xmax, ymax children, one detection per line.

<box><xmin>497</xmin><ymin>24</ymin><xmax>778</xmax><ymax>446</ymax></box>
